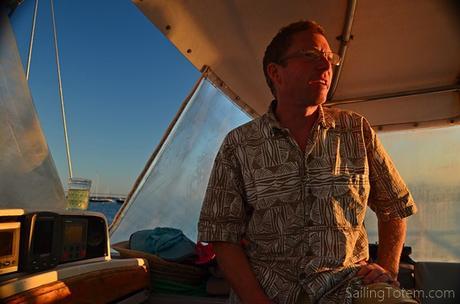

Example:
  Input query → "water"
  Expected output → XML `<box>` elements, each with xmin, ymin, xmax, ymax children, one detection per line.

<box><xmin>88</xmin><ymin>200</ymin><xmax>123</xmax><ymax>225</ymax></box>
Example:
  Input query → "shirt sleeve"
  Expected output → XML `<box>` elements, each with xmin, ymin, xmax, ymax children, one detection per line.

<box><xmin>197</xmin><ymin>133</ymin><xmax>249</xmax><ymax>244</ymax></box>
<box><xmin>363</xmin><ymin>119</ymin><xmax>418</xmax><ymax>221</ymax></box>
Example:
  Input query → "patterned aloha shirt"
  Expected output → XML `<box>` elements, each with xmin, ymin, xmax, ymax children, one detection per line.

<box><xmin>198</xmin><ymin>101</ymin><xmax>417</xmax><ymax>304</ymax></box>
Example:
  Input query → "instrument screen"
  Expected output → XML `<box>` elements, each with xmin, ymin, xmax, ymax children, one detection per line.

<box><xmin>61</xmin><ymin>218</ymin><xmax>88</xmax><ymax>262</ymax></box>
<box><xmin>33</xmin><ymin>219</ymin><xmax>54</xmax><ymax>256</ymax></box>
<box><xmin>64</xmin><ymin>222</ymin><xmax>84</xmax><ymax>244</ymax></box>
<box><xmin>0</xmin><ymin>231</ymin><xmax>13</xmax><ymax>256</ymax></box>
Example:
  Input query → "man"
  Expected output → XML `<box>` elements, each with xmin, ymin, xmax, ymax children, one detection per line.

<box><xmin>198</xmin><ymin>21</ymin><xmax>417</xmax><ymax>304</ymax></box>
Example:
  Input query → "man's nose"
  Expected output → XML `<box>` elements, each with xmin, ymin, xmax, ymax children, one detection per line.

<box><xmin>316</xmin><ymin>54</ymin><xmax>332</xmax><ymax>70</ymax></box>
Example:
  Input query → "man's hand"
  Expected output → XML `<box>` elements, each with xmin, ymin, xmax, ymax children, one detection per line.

<box><xmin>356</xmin><ymin>263</ymin><xmax>400</xmax><ymax>287</ymax></box>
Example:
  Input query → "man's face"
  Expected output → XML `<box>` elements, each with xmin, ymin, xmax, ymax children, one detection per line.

<box><xmin>272</xmin><ymin>30</ymin><xmax>333</xmax><ymax>107</ymax></box>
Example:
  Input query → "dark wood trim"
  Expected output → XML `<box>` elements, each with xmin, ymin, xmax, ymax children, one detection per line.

<box><xmin>4</xmin><ymin>265</ymin><xmax>150</xmax><ymax>304</ymax></box>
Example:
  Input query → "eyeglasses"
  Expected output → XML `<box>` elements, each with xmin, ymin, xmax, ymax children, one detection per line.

<box><xmin>279</xmin><ymin>49</ymin><xmax>341</xmax><ymax>66</ymax></box>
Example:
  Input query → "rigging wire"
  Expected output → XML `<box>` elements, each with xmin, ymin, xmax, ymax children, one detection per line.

<box><xmin>50</xmin><ymin>0</ymin><xmax>73</xmax><ymax>179</ymax></box>
<box><xmin>25</xmin><ymin>0</ymin><xmax>39</xmax><ymax>80</ymax></box>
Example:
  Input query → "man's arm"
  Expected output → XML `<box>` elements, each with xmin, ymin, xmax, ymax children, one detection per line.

<box><xmin>213</xmin><ymin>242</ymin><xmax>271</xmax><ymax>304</ymax></box>
<box><xmin>377</xmin><ymin>217</ymin><xmax>406</xmax><ymax>278</ymax></box>
<box><xmin>198</xmin><ymin>134</ymin><xmax>271</xmax><ymax>302</ymax></box>
<box><xmin>358</xmin><ymin>118</ymin><xmax>415</xmax><ymax>285</ymax></box>
<box><xmin>357</xmin><ymin>217</ymin><xmax>406</xmax><ymax>286</ymax></box>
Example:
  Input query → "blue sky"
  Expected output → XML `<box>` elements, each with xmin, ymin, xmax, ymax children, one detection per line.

<box><xmin>10</xmin><ymin>0</ymin><xmax>200</xmax><ymax>195</ymax></box>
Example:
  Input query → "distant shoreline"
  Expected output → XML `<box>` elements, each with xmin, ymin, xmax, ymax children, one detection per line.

<box><xmin>89</xmin><ymin>197</ymin><xmax>124</xmax><ymax>204</ymax></box>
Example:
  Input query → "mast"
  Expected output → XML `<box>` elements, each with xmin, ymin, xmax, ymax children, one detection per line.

<box><xmin>50</xmin><ymin>0</ymin><xmax>73</xmax><ymax>179</ymax></box>
<box><xmin>25</xmin><ymin>0</ymin><xmax>39</xmax><ymax>80</ymax></box>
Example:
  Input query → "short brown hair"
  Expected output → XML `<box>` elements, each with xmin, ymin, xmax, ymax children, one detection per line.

<box><xmin>263</xmin><ymin>21</ymin><xmax>326</xmax><ymax>97</ymax></box>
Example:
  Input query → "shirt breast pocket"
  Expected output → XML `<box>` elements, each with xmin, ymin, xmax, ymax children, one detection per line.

<box><xmin>330</xmin><ymin>128</ymin><xmax>368</xmax><ymax>176</ymax></box>
<box><xmin>330</xmin><ymin>173</ymin><xmax>369</xmax><ymax>227</ymax></box>
<box><xmin>309</xmin><ymin>173</ymin><xmax>369</xmax><ymax>228</ymax></box>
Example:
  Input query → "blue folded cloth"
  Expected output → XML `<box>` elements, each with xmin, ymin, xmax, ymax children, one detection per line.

<box><xmin>129</xmin><ymin>227</ymin><xmax>196</xmax><ymax>262</ymax></box>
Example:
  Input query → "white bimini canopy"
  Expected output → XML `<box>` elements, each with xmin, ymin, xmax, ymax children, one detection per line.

<box><xmin>134</xmin><ymin>0</ymin><xmax>460</xmax><ymax>131</ymax></box>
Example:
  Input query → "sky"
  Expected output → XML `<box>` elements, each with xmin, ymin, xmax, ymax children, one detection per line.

<box><xmin>10</xmin><ymin>0</ymin><xmax>200</xmax><ymax>195</ymax></box>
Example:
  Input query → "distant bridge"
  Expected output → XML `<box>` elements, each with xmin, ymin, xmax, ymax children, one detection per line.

<box><xmin>89</xmin><ymin>193</ymin><xmax>126</xmax><ymax>203</ymax></box>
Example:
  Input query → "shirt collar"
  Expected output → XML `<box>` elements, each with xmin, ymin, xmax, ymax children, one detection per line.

<box><xmin>265</xmin><ymin>100</ymin><xmax>283</xmax><ymax>131</ymax></box>
<box><xmin>264</xmin><ymin>100</ymin><xmax>335</xmax><ymax>132</ymax></box>
<box><xmin>320</xmin><ymin>105</ymin><xmax>336</xmax><ymax>129</ymax></box>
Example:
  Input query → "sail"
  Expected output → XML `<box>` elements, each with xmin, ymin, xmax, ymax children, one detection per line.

<box><xmin>110</xmin><ymin>75</ymin><xmax>250</xmax><ymax>243</ymax></box>
<box><xmin>0</xmin><ymin>10</ymin><xmax>66</xmax><ymax>210</ymax></box>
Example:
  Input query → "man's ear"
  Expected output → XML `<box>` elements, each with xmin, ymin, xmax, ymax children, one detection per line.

<box><xmin>267</xmin><ymin>62</ymin><xmax>282</xmax><ymax>87</ymax></box>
